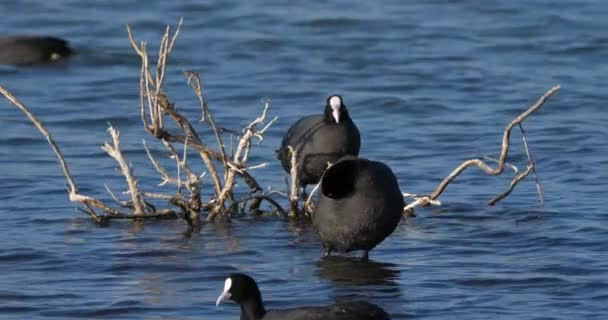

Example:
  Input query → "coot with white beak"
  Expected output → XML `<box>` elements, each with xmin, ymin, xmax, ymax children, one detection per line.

<box><xmin>216</xmin><ymin>273</ymin><xmax>391</xmax><ymax>320</ymax></box>
<box><xmin>276</xmin><ymin>95</ymin><xmax>360</xmax><ymax>193</ymax></box>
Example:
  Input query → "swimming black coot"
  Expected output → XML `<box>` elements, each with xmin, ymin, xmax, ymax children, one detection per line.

<box><xmin>0</xmin><ymin>36</ymin><xmax>73</xmax><ymax>65</ymax></box>
<box><xmin>216</xmin><ymin>273</ymin><xmax>391</xmax><ymax>320</ymax></box>
<box><xmin>313</xmin><ymin>156</ymin><xmax>405</xmax><ymax>259</ymax></box>
<box><xmin>276</xmin><ymin>95</ymin><xmax>360</xmax><ymax>192</ymax></box>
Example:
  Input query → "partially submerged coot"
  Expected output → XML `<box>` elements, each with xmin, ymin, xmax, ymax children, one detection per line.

<box><xmin>276</xmin><ymin>95</ymin><xmax>360</xmax><ymax>192</ymax></box>
<box><xmin>0</xmin><ymin>36</ymin><xmax>73</xmax><ymax>65</ymax></box>
<box><xmin>216</xmin><ymin>273</ymin><xmax>391</xmax><ymax>320</ymax></box>
<box><xmin>313</xmin><ymin>156</ymin><xmax>405</xmax><ymax>259</ymax></box>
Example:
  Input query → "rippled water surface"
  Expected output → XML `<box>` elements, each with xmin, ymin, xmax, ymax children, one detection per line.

<box><xmin>1</xmin><ymin>1</ymin><xmax>608</xmax><ymax>319</ymax></box>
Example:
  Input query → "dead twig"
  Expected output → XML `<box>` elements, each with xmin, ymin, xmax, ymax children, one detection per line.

<box><xmin>184</xmin><ymin>71</ymin><xmax>228</xmax><ymax>168</ymax></box>
<box><xmin>0</xmin><ymin>86</ymin><xmax>77</xmax><ymax>197</ymax></box>
<box><xmin>288</xmin><ymin>146</ymin><xmax>299</xmax><ymax>217</ymax></box>
<box><xmin>488</xmin><ymin>163</ymin><xmax>534</xmax><ymax>205</ymax></box>
<box><xmin>518</xmin><ymin>124</ymin><xmax>544</xmax><ymax>205</ymax></box>
<box><xmin>207</xmin><ymin>99</ymin><xmax>276</xmax><ymax>221</ymax></box>
<box><xmin>101</xmin><ymin>126</ymin><xmax>146</xmax><ymax>216</ymax></box>
<box><xmin>403</xmin><ymin>85</ymin><xmax>559</xmax><ymax>213</ymax></box>
<box><xmin>303</xmin><ymin>182</ymin><xmax>320</xmax><ymax>217</ymax></box>
<box><xmin>1</xmin><ymin>85</ymin><xmax>181</xmax><ymax>223</ymax></box>
<box><xmin>0</xmin><ymin>86</ymin><xmax>114</xmax><ymax>217</ymax></box>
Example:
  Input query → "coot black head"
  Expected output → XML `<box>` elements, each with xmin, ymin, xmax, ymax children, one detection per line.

<box><xmin>320</xmin><ymin>155</ymin><xmax>359</xmax><ymax>199</ymax></box>
<box><xmin>324</xmin><ymin>95</ymin><xmax>349</xmax><ymax>124</ymax></box>
<box><xmin>216</xmin><ymin>273</ymin><xmax>266</xmax><ymax>319</ymax></box>
<box><xmin>0</xmin><ymin>36</ymin><xmax>73</xmax><ymax>65</ymax></box>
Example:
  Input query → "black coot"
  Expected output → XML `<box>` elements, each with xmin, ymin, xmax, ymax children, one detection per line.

<box><xmin>313</xmin><ymin>156</ymin><xmax>405</xmax><ymax>258</ymax></box>
<box><xmin>216</xmin><ymin>273</ymin><xmax>391</xmax><ymax>320</ymax></box>
<box><xmin>0</xmin><ymin>36</ymin><xmax>73</xmax><ymax>65</ymax></box>
<box><xmin>276</xmin><ymin>95</ymin><xmax>360</xmax><ymax>191</ymax></box>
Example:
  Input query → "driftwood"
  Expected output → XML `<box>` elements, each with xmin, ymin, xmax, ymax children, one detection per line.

<box><xmin>0</xmin><ymin>85</ymin><xmax>179</xmax><ymax>224</ymax></box>
<box><xmin>403</xmin><ymin>85</ymin><xmax>560</xmax><ymax>213</ymax></box>
<box><xmin>0</xmin><ymin>20</ymin><xmax>279</xmax><ymax>226</ymax></box>
<box><xmin>0</xmin><ymin>19</ymin><xmax>561</xmax><ymax>225</ymax></box>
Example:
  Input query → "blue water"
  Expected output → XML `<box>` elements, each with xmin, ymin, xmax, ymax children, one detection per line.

<box><xmin>1</xmin><ymin>1</ymin><xmax>607</xmax><ymax>319</ymax></box>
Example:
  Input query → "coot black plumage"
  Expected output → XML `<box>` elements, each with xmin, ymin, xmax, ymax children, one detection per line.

<box><xmin>216</xmin><ymin>273</ymin><xmax>391</xmax><ymax>320</ymax></box>
<box><xmin>0</xmin><ymin>36</ymin><xmax>73</xmax><ymax>65</ymax></box>
<box><xmin>313</xmin><ymin>156</ymin><xmax>405</xmax><ymax>258</ymax></box>
<box><xmin>276</xmin><ymin>95</ymin><xmax>360</xmax><ymax>190</ymax></box>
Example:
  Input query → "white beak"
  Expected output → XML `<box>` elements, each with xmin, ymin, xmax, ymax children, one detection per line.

<box><xmin>216</xmin><ymin>291</ymin><xmax>231</xmax><ymax>306</ymax></box>
<box><xmin>329</xmin><ymin>96</ymin><xmax>342</xmax><ymax>124</ymax></box>
<box><xmin>216</xmin><ymin>277</ymin><xmax>232</xmax><ymax>306</ymax></box>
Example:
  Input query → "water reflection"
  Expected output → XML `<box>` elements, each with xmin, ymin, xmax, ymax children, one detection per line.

<box><xmin>316</xmin><ymin>255</ymin><xmax>403</xmax><ymax>311</ymax></box>
<box><xmin>198</xmin><ymin>221</ymin><xmax>242</xmax><ymax>254</ymax></box>
<box><xmin>315</xmin><ymin>256</ymin><xmax>400</xmax><ymax>287</ymax></box>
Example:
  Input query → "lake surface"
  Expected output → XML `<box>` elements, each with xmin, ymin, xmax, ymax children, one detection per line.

<box><xmin>1</xmin><ymin>1</ymin><xmax>607</xmax><ymax>319</ymax></box>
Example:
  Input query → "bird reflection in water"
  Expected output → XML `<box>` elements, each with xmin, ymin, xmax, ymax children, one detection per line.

<box><xmin>315</xmin><ymin>255</ymin><xmax>400</xmax><ymax>287</ymax></box>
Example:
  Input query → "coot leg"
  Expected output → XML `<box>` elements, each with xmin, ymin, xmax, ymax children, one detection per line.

<box><xmin>300</xmin><ymin>185</ymin><xmax>308</xmax><ymax>198</ymax></box>
<box><xmin>324</xmin><ymin>248</ymin><xmax>332</xmax><ymax>257</ymax></box>
<box><xmin>361</xmin><ymin>251</ymin><xmax>369</xmax><ymax>261</ymax></box>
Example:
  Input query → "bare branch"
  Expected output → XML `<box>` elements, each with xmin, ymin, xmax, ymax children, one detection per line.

<box><xmin>0</xmin><ymin>85</ymin><xmax>78</xmax><ymax>195</ymax></box>
<box><xmin>143</xmin><ymin>140</ymin><xmax>181</xmax><ymax>186</ymax></box>
<box><xmin>429</xmin><ymin>85</ymin><xmax>560</xmax><ymax>200</ymax></box>
<box><xmin>402</xmin><ymin>85</ymin><xmax>560</xmax><ymax>214</ymax></box>
<box><xmin>141</xmin><ymin>192</ymin><xmax>175</xmax><ymax>200</ymax></box>
<box><xmin>236</xmin><ymin>194</ymin><xmax>287</xmax><ymax>215</ymax></box>
<box><xmin>488</xmin><ymin>163</ymin><xmax>534</xmax><ymax>205</ymax></box>
<box><xmin>104</xmin><ymin>184</ymin><xmax>130</xmax><ymax>207</ymax></box>
<box><xmin>206</xmin><ymin>99</ymin><xmax>275</xmax><ymax>221</ymax></box>
<box><xmin>184</xmin><ymin>70</ymin><xmax>228</xmax><ymax>168</ymax></box>
<box><xmin>101</xmin><ymin>126</ymin><xmax>146</xmax><ymax>216</ymax></box>
<box><xmin>288</xmin><ymin>146</ymin><xmax>299</xmax><ymax>216</ymax></box>
<box><xmin>482</xmin><ymin>156</ymin><xmax>519</xmax><ymax>174</ymax></box>
<box><xmin>304</xmin><ymin>182</ymin><xmax>320</xmax><ymax>216</ymax></box>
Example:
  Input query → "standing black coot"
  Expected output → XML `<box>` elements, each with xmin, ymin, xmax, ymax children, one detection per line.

<box><xmin>0</xmin><ymin>36</ymin><xmax>73</xmax><ymax>65</ymax></box>
<box><xmin>313</xmin><ymin>156</ymin><xmax>405</xmax><ymax>259</ymax></box>
<box><xmin>276</xmin><ymin>95</ymin><xmax>360</xmax><ymax>192</ymax></box>
<box><xmin>216</xmin><ymin>273</ymin><xmax>391</xmax><ymax>320</ymax></box>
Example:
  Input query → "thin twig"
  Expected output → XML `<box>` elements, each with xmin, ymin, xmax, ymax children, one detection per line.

<box><xmin>0</xmin><ymin>86</ymin><xmax>78</xmax><ymax>194</ymax></box>
<box><xmin>482</xmin><ymin>156</ymin><xmax>519</xmax><ymax>174</ymax></box>
<box><xmin>236</xmin><ymin>194</ymin><xmax>287</xmax><ymax>215</ymax></box>
<box><xmin>104</xmin><ymin>184</ymin><xmax>129</xmax><ymax>208</ymax></box>
<box><xmin>288</xmin><ymin>146</ymin><xmax>299</xmax><ymax>216</ymax></box>
<box><xmin>184</xmin><ymin>70</ymin><xmax>228</xmax><ymax>169</ymax></box>
<box><xmin>143</xmin><ymin>140</ymin><xmax>181</xmax><ymax>186</ymax></box>
<box><xmin>304</xmin><ymin>182</ymin><xmax>320</xmax><ymax>216</ymax></box>
<box><xmin>206</xmin><ymin>99</ymin><xmax>275</xmax><ymax>221</ymax></box>
<box><xmin>488</xmin><ymin>163</ymin><xmax>534</xmax><ymax>205</ymax></box>
<box><xmin>519</xmin><ymin>124</ymin><xmax>544</xmax><ymax>206</ymax></box>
